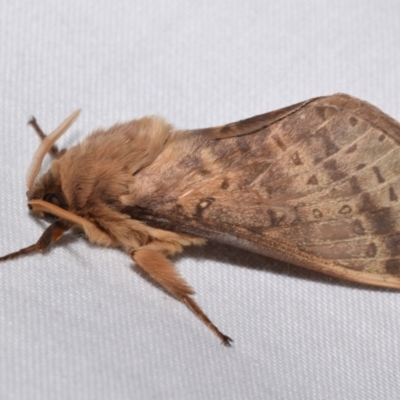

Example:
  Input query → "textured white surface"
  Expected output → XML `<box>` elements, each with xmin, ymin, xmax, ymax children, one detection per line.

<box><xmin>1</xmin><ymin>1</ymin><xmax>400</xmax><ymax>399</ymax></box>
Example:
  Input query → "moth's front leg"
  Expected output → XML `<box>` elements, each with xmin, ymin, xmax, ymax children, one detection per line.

<box><xmin>0</xmin><ymin>219</ymin><xmax>72</xmax><ymax>261</ymax></box>
<box><xmin>28</xmin><ymin>116</ymin><xmax>66</xmax><ymax>158</ymax></box>
<box><xmin>131</xmin><ymin>243</ymin><xmax>233</xmax><ymax>346</ymax></box>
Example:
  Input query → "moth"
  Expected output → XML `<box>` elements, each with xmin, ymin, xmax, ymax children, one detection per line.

<box><xmin>2</xmin><ymin>94</ymin><xmax>400</xmax><ymax>346</ymax></box>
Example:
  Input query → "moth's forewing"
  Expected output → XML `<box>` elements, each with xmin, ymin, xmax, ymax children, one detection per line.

<box><xmin>131</xmin><ymin>94</ymin><xmax>400</xmax><ymax>288</ymax></box>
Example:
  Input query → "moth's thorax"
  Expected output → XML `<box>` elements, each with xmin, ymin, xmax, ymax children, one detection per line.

<box><xmin>32</xmin><ymin>116</ymin><xmax>175</xmax><ymax>215</ymax></box>
<box><xmin>26</xmin><ymin>115</ymin><xmax>204</xmax><ymax>251</ymax></box>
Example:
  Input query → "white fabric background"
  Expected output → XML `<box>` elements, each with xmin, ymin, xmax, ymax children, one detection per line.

<box><xmin>1</xmin><ymin>1</ymin><xmax>400</xmax><ymax>399</ymax></box>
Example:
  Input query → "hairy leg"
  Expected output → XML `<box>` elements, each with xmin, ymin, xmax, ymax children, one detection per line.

<box><xmin>131</xmin><ymin>245</ymin><xmax>233</xmax><ymax>346</ymax></box>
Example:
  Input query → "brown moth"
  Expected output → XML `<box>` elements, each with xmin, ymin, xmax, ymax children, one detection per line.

<box><xmin>2</xmin><ymin>93</ymin><xmax>400</xmax><ymax>346</ymax></box>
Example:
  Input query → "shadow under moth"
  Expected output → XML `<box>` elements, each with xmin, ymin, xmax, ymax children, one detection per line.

<box><xmin>1</xmin><ymin>93</ymin><xmax>400</xmax><ymax>346</ymax></box>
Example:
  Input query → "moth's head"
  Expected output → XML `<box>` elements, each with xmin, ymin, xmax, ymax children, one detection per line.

<box><xmin>25</xmin><ymin>110</ymin><xmax>80</xmax><ymax>220</ymax></box>
<box><xmin>27</xmin><ymin>165</ymin><xmax>68</xmax><ymax>221</ymax></box>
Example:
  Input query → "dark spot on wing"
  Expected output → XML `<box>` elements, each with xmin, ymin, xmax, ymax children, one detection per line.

<box><xmin>368</xmin><ymin>208</ymin><xmax>394</xmax><ymax>235</ymax></box>
<box><xmin>221</xmin><ymin>179</ymin><xmax>229</xmax><ymax>190</ymax></box>
<box><xmin>358</xmin><ymin>193</ymin><xmax>375</xmax><ymax>213</ymax></box>
<box><xmin>198</xmin><ymin>168</ymin><xmax>211</xmax><ymax>176</ymax></box>
<box><xmin>178</xmin><ymin>155</ymin><xmax>203</xmax><ymax>170</ymax></box>
<box><xmin>321</xmin><ymin>129</ymin><xmax>340</xmax><ymax>156</ymax></box>
<box><xmin>366</xmin><ymin>242</ymin><xmax>377</xmax><ymax>258</ymax></box>
<box><xmin>339</xmin><ymin>205</ymin><xmax>352</xmax><ymax>214</ymax></box>
<box><xmin>314</xmin><ymin>156</ymin><xmax>324</xmax><ymax>165</ymax></box>
<box><xmin>291</xmin><ymin>151</ymin><xmax>303</xmax><ymax>166</ymax></box>
<box><xmin>356</xmin><ymin>163</ymin><xmax>366</xmax><ymax>171</ymax></box>
<box><xmin>236</xmin><ymin>136</ymin><xmax>250</xmax><ymax>153</ymax></box>
<box><xmin>291</xmin><ymin>206</ymin><xmax>303</xmax><ymax>225</ymax></box>
<box><xmin>196</xmin><ymin>197</ymin><xmax>215</xmax><ymax>218</ymax></box>
<box><xmin>385</xmin><ymin>259</ymin><xmax>400</xmax><ymax>275</ymax></box>
<box><xmin>389</xmin><ymin>187</ymin><xmax>398</xmax><ymax>201</ymax></box>
<box><xmin>349</xmin><ymin>117</ymin><xmax>358</xmax><ymax>126</ymax></box>
<box><xmin>349</xmin><ymin>176</ymin><xmax>362</xmax><ymax>194</ymax></box>
<box><xmin>307</xmin><ymin>175</ymin><xmax>318</xmax><ymax>185</ymax></box>
<box><xmin>384</xmin><ymin>233</ymin><xmax>400</xmax><ymax>256</ymax></box>
<box><xmin>267</xmin><ymin>209</ymin><xmax>285</xmax><ymax>227</ymax></box>
<box><xmin>353</xmin><ymin>220</ymin><xmax>366</xmax><ymax>235</ymax></box>
<box><xmin>315</xmin><ymin>106</ymin><xmax>327</xmax><ymax>120</ymax></box>
<box><xmin>266</xmin><ymin>186</ymin><xmax>274</xmax><ymax>196</ymax></box>
<box><xmin>372</xmin><ymin>166</ymin><xmax>385</xmax><ymax>183</ymax></box>
<box><xmin>313</xmin><ymin>209</ymin><xmax>323</xmax><ymax>219</ymax></box>
<box><xmin>378</xmin><ymin>134</ymin><xmax>386</xmax><ymax>142</ymax></box>
<box><xmin>323</xmin><ymin>159</ymin><xmax>347</xmax><ymax>181</ymax></box>
<box><xmin>313</xmin><ymin>129</ymin><xmax>340</xmax><ymax>165</ymax></box>
<box><xmin>346</xmin><ymin>144</ymin><xmax>357</xmax><ymax>153</ymax></box>
<box><xmin>245</xmin><ymin>225</ymin><xmax>264</xmax><ymax>235</ymax></box>
<box><xmin>274</xmin><ymin>136</ymin><xmax>287</xmax><ymax>151</ymax></box>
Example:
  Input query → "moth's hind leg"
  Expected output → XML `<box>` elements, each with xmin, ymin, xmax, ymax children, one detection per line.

<box><xmin>28</xmin><ymin>116</ymin><xmax>66</xmax><ymax>158</ymax></box>
<box><xmin>131</xmin><ymin>244</ymin><xmax>233</xmax><ymax>346</ymax></box>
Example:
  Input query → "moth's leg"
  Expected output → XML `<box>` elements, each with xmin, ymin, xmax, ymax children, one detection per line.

<box><xmin>0</xmin><ymin>219</ymin><xmax>72</xmax><ymax>262</ymax></box>
<box><xmin>180</xmin><ymin>295</ymin><xmax>233</xmax><ymax>346</ymax></box>
<box><xmin>131</xmin><ymin>245</ymin><xmax>233</xmax><ymax>346</ymax></box>
<box><xmin>28</xmin><ymin>117</ymin><xmax>66</xmax><ymax>159</ymax></box>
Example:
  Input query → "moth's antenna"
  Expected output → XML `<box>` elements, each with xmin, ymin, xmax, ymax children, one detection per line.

<box><xmin>26</xmin><ymin>109</ymin><xmax>81</xmax><ymax>193</ymax></box>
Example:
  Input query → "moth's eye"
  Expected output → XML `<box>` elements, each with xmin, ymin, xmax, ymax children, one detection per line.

<box><xmin>43</xmin><ymin>193</ymin><xmax>62</xmax><ymax>208</ymax></box>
